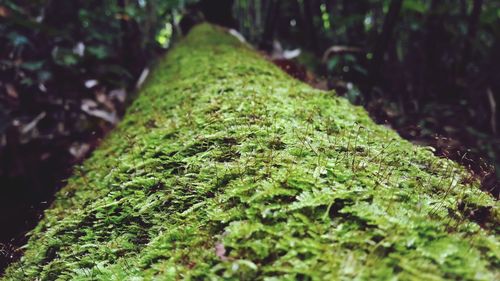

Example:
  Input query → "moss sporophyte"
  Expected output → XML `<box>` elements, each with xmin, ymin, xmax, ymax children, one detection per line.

<box><xmin>3</xmin><ymin>24</ymin><xmax>498</xmax><ymax>280</ymax></box>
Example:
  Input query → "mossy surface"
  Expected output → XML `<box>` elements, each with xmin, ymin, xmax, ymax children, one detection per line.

<box><xmin>3</xmin><ymin>24</ymin><xmax>499</xmax><ymax>281</ymax></box>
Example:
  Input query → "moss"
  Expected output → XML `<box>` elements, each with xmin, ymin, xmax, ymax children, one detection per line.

<box><xmin>3</xmin><ymin>24</ymin><xmax>499</xmax><ymax>280</ymax></box>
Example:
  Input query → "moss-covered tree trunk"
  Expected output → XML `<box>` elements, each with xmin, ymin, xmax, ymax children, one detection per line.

<box><xmin>3</xmin><ymin>24</ymin><xmax>498</xmax><ymax>280</ymax></box>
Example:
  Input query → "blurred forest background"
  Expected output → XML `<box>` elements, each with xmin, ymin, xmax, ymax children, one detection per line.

<box><xmin>0</xmin><ymin>0</ymin><xmax>499</xmax><ymax>271</ymax></box>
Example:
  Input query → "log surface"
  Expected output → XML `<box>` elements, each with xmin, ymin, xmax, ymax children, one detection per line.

<box><xmin>3</xmin><ymin>24</ymin><xmax>498</xmax><ymax>281</ymax></box>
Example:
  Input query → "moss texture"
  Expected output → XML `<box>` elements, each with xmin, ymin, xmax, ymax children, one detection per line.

<box><xmin>3</xmin><ymin>24</ymin><xmax>499</xmax><ymax>280</ymax></box>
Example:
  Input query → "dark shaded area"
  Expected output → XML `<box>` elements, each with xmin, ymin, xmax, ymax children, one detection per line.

<box><xmin>0</xmin><ymin>136</ymin><xmax>78</xmax><ymax>270</ymax></box>
<box><xmin>179</xmin><ymin>0</ymin><xmax>237</xmax><ymax>34</ymax></box>
<box><xmin>199</xmin><ymin>0</ymin><xmax>237</xmax><ymax>29</ymax></box>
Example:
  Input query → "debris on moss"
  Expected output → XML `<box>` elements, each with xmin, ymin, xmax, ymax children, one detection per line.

<box><xmin>3</xmin><ymin>24</ymin><xmax>499</xmax><ymax>280</ymax></box>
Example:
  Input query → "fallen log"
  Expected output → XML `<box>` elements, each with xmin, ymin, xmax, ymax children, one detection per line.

<box><xmin>3</xmin><ymin>24</ymin><xmax>498</xmax><ymax>280</ymax></box>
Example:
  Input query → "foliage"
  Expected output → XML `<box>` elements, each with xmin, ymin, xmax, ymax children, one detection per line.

<box><xmin>0</xmin><ymin>0</ymin><xmax>182</xmax><ymax>86</ymax></box>
<box><xmin>3</xmin><ymin>24</ymin><xmax>498</xmax><ymax>280</ymax></box>
<box><xmin>0</xmin><ymin>0</ymin><xmax>187</xmax><ymax>162</ymax></box>
<box><xmin>0</xmin><ymin>0</ymin><xmax>190</xmax><ymax>266</ymax></box>
<box><xmin>234</xmin><ymin>0</ymin><xmax>500</xmax><ymax>178</ymax></box>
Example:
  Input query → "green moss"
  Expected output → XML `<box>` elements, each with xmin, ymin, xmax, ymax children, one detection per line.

<box><xmin>3</xmin><ymin>24</ymin><xmax>499</xmax><ymax>280</ymax></box>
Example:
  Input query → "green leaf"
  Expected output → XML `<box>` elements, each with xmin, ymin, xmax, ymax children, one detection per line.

<box><xmin>20</xmin><ymin>61</ymin><xmax>43</xmax><ymax>71</ymax></box>
<box><xmin>403</xmin><ymin>0</ymin><xmax>427</xmax><ymax>14</ymax></box>
<box><xmin>37</xmin><ymin>71</ymin><xmax>52</xmax><ymax>82</ymax></box>
<box><xmin>87</xmin><ymin>45</ymin><xmax>110</xmax><ymax>59</ymax></box>
<box><xmin>289</xmin><ymin>188</ymin><xmax>335</xmax><ymax>210</ymax></box>
<box><xmin>52</xmin><ymin>48</ymin><xmax>79</xmax><ymax>66</ymax></box>
<box><xmin>7</xmin><ymin>32</ymin><xmax>29</xmax><ymax>46</ymax></box>
<box><xmin>20</xmin><ymin>77</ymin><xmax>34</xmax><ymax>86</ymax></box>
<box><xmin>327</xmin><ymin>56</ymin><xmax>340</xmax><ymax>71</ymax></box>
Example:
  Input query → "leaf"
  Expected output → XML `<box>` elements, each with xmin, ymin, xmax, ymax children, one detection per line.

<box><xmin>403</xmin><ymin>0</ymin><xmax>427</xmax><ymax>14</ymax></box>
<box><xmin>289</xmin><ymin>188</ymin><xmax>335</xmax><ymax>210</ymax></box>
<box><xmin>87</xmin><ymin>45</ymin><xmax>110</xmax><ymax>59</ymax></box>
<box><xmin>109</xmin><ymin>88</ymin><xmax>127</xmax><ymax>103</ymax></box>
<box><xmin>21</xmin><ymin>77</ymin><xmax>34</xmax><ymax>86</ymax></box>
<box><xmin>215</xmin><ymin>242</ymin><xmax>228</xmax><ymax>261</ymax></box>
<box><xmin>0</xmin><ymin>5</ymin><xmax>10</xmax><ymax>17</ymax></box>
<box><xmin>327</xmin><ymin>56</ymin><xmax>340</xmax><ymax>71</ymax></box>
<box><xmin>20</xmin><ymin>61</ymin><xmax>43</xmax><ymax>71</ymax></box>
<box><xmin>52</xmin><ymin>47</ymin><xmax>79</xmax><ymax>66</ymax></box>
<box><xmin>81</xmin><ymin>99</ymin><xmax>118</xmax><ymax>124</ymax></box>
<box><xmin>5</xmin><ymin>83</ymin><xmax>18</xmax><ymax>98</ymax></box>
<box><xmin>421</xmin><ymin>238</ymin><xmax>459</xmax><ymax>265</ymax></box>
<box><xmin>352</xmin><ymin>64</ymin><xmax>367</xmax><ymax>76</ymax></box>
<box><xmin>37</xmin><ymin>70</ymin><xmax>52</xmax><ymax>82</ymax></box>
<box><xmin>7</xmin><ymin>32</ymin><xmax>29</xmax><ymax>46</ymax></box>
<box><xmin>480</xmin><ymin>6</ymin><xmax>500</xmax><ymax>24</ymax></box>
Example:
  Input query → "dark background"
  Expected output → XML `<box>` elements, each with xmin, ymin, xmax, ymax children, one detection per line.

<box><xmin>1</xmin><ymin>0</ymin><xmax>498</xmax><ymax>272</ymax></box>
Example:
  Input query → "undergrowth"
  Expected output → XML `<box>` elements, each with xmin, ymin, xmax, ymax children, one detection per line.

<box><xmin>3</xmin><ymin>24</ymin><xmax>499</xmax><ymax>281</ymax></box>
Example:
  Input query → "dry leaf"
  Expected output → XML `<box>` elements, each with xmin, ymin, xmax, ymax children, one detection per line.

<box><xmin>6</xmin><ymin>83</ymin><xmax>18</xmax><ymax>99</ymax></box>
<box><xmin>215</xmin><ymin>242</ymin><xmax>228</xmax><ymax>261</ymax></box>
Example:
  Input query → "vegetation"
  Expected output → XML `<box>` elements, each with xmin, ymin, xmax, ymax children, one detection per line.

<box><xmin>235</xmin><ymin>0</ymin><xmax>500</xmax><ymax>179</ymax></box>
<box><xmin>0</xmin><ymin>0</ymin><xmax>189</xmax><ymax>265</ymax></box>
<box><xmin>3</xmin><ymin>24</ymin><xmax>498</xmax><ymax>281</ymax></box>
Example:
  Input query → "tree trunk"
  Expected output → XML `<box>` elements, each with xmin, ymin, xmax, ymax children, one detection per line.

<box><xmin>4</xmin><ymin>24</ymin><xmax>498</xmax><ymax>280</ymax></box>
<box><xmin>302</xmin><ymin>0</ymin><xmax>321</xmax><ymax>54</ymax></box>
<box><xmin>367</xmin><ymin>0</ymin><xmax>403</xmax><ymax>98</ymax></box>
<box><xmin>259</xmin><ymin>0</ymin><xmax>280</xmax><ymax>51</ymax></box>
<box><xmin>342</xmin><ymin>0</ymin><xmax>369</xmax><ymax>46</ymax></box>
<box><xmin>462</xmin><ymin>0</ymin><xmax>484</xmax><ymax>72</ymax></box>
